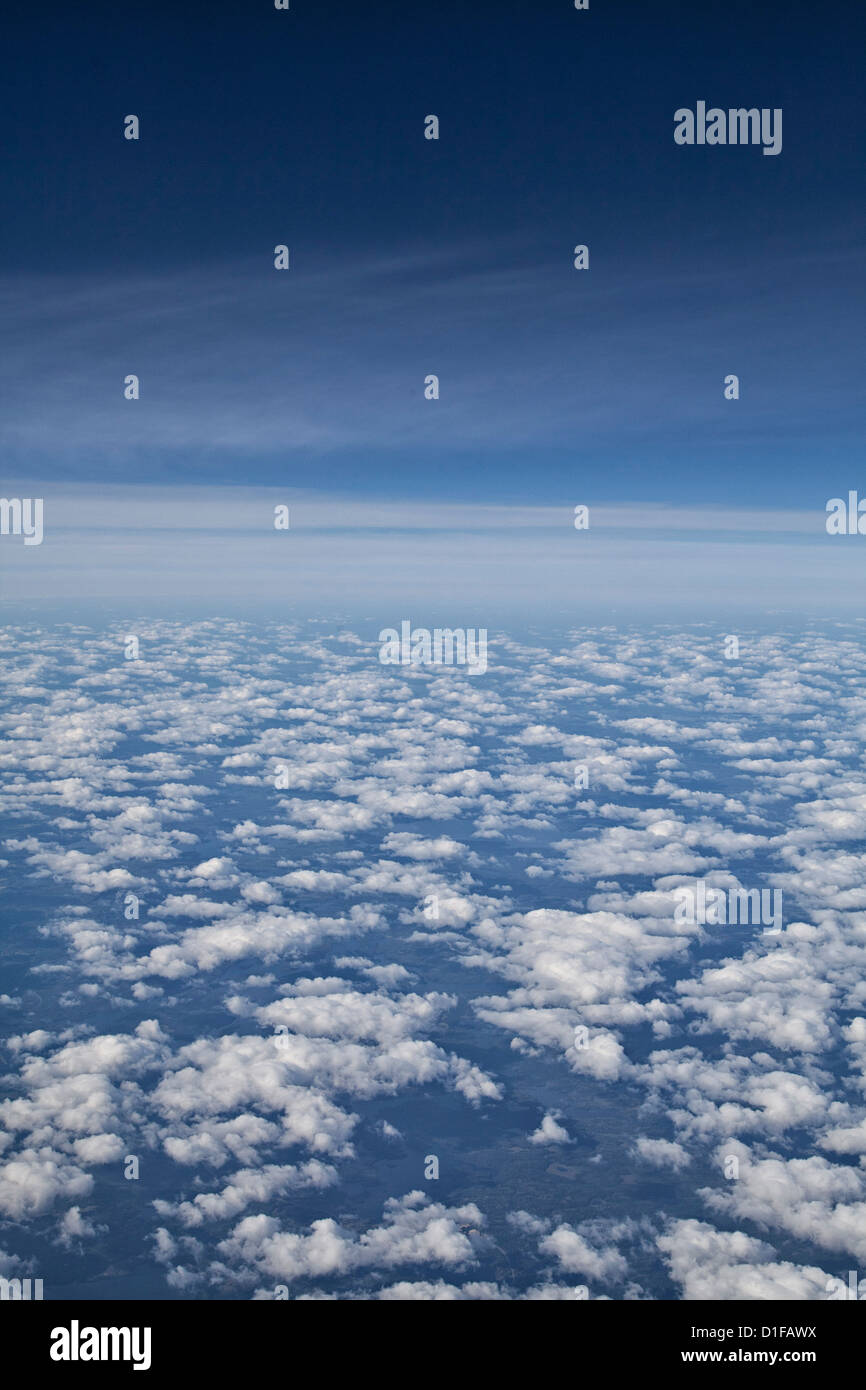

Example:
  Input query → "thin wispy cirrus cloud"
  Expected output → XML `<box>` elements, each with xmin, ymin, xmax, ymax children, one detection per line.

<box><xmin>0</xmin><ymin>236</ymin><xmax>860</xmax><ymax>504</ymax></box>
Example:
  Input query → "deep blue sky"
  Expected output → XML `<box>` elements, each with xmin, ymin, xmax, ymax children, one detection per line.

<box><xmin>1</xmin><ymin>0</ymin><xmax>863</xmax><ymax>504</ymax></box>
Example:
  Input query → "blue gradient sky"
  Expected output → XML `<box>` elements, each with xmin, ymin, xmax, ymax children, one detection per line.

<box><xmin>2</xmin><ymin>0</ymin><xmax>863</xmax><ymax>503</ymax></box>
<box><xmin>0</xmin><ymin>0</ymin><xmax>863</xmax><ymax>614</ymax></box>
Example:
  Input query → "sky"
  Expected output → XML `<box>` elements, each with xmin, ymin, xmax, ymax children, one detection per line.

<box><xmin>0</xmin><ymin>0</ymin><xmax>862</xmax><ymax>533</ymax></box>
